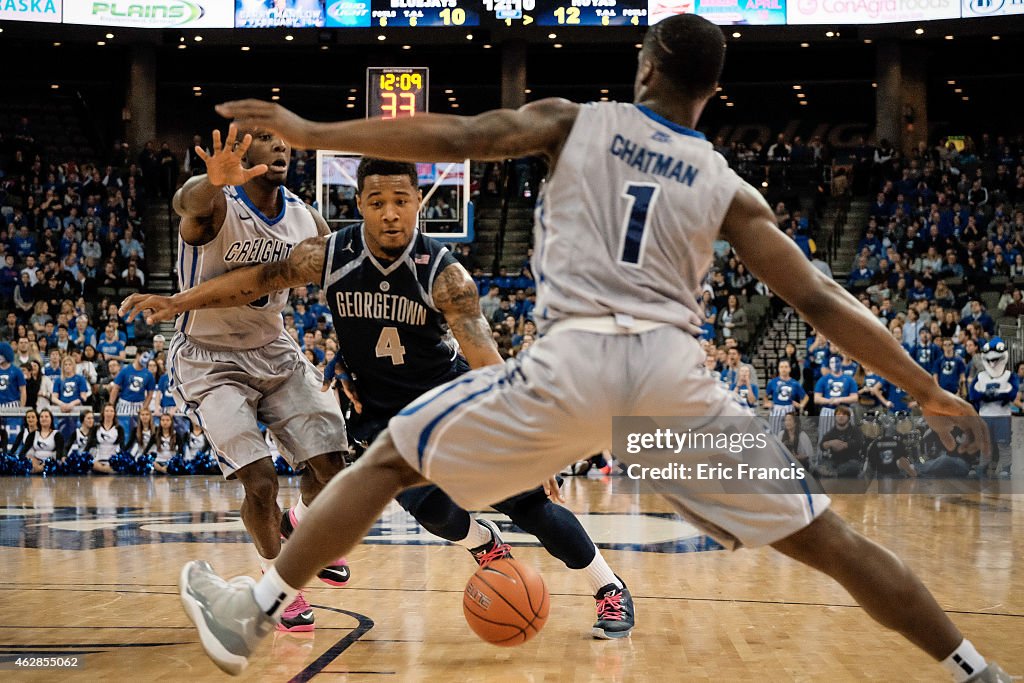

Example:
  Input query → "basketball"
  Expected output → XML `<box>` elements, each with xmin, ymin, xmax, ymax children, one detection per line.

<box><xmin>463</xmin><ymin>558</ymin><xmax>550</xmax><ymax>646</ymax></box>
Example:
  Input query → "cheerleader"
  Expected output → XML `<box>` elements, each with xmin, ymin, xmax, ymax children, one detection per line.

<box><xmin>90</xmin><ymin>404</ymin><xmax>126</xmax><ymax>475</ymax></box>
<box><xmin>62</xmin><ymin>410</ymin><xmax>96</xmax><ymax>473</ymax></box>
<box><xmin>184</xmin><ymin>422</ymin><xmax>210</xmax><ymax>461</ymax></box>
<box><xmin>152</xmin><ymin>413</ymin><xmax>180</xmax><ymax>474</ymax></box>
<box><xmin>22</xmin><ymin>409</ymin><xmax>65</xmax><ymax>474</ymax></box>
<box><xmin>128</xmin><ymin>408</ymin><xmax>157</xmax><ymax>458</ymax></box>
<box><xmin>10</xmin><ymin>409</ymin><xmax>39</xmax><ymax>458</ymax></box>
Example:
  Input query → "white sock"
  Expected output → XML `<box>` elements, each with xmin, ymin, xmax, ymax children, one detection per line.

<box><xmin>252</xmin><ymin>566</ymin><xmax>300</xmax><ymax>620</ymax></box>
<box><xmin>454</xmin><ymin>519</ymin><xmax>495</xmax><ymax>549</ymax></box>
<box><xmin>292</xmin><ymin>498</ymin><xmax>309</xmax><ymax>523</ymax></box>
<box><xmin>942</xmin><ymin>639</ymin><xmax>987</xmax><ymax>683</ymax></box>
<box><xmin>578</xmin><ymin>549</ymin><xmax>621</xmax><ymax>594</ymax></box>
<box><xmin>256</xmin><ymin>553</ymin><xmax>276</xmax><ymax>573</ymax></box>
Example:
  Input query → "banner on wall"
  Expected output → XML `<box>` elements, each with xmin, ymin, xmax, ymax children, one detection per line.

<box><xmin>0</xmin><ymin>0</ymin><xmax>62</xmax><ymax>23</ymax></box>
<box><xmin>649</xmin><ymin>0</ymin><xmax>786</xmax><ymax>26</ymax></box>
<box><xmin>63</xmin><ymin>1</ymin><xmax>235</xmax><ymax>27</ymax></box>
<box><xmin>961</xmin><ymin>0</ymin><xmax>1024</xmax><ymax>17</ymax></box>
<box><xmin>786</xmin><ymin>0</ymin><xmax>959</xmax><ymax>24</ymax></box>
<box><xmin>324</xmin><ymin>0</ymin><xmax>370</xmax><ymax>26</ymax></box>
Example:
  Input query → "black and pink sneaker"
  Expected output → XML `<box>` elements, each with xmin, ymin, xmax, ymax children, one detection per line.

<box><xmin>281</xmin><ymin>507</ymin><xmax>351</xmax><ymax>587</ymax></box>
<box><xmin>276</xmin><ymin>592</ymin><xmax>315</xmax><ymax>633</ymax></box>
<box><xmin>470</xmin><ymin>519</ymin><xmax>513</xmax><ymax>566</ymax></box>
<box><xmin>592</xmin><ymin>577</ymin><xmax>635</xmax><ymax>639</ymax></box>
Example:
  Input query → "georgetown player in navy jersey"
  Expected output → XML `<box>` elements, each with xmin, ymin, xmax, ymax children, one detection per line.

<box><xmin>127</xmin><ymin>158</ymin><xmax>634</xmax><ymax>639</ymax></box>
<box><xmin>142</xmin><ymin>15</ymin><xmax>1006</xmax><ymax>681</ymax></box>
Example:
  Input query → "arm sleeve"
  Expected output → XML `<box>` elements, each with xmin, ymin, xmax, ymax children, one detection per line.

<box><xmin>17</xmin><ymin>432</ymin><xmax>34</xmax><ymax>459</ymax></box>
<box><xmin>55</xmin><ymin>432</ymin><xmax>66</xmax><ymax>459</ymax></box>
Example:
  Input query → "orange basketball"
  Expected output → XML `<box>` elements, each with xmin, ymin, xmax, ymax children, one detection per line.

<box><xmin>463</xmin><ymin>558</ymin><xmax>550</xmax><ymax>646</ymax></box>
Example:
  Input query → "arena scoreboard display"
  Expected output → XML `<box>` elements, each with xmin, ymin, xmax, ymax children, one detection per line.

<box><xmin>0</xmin><ymin>0</ymin><xmax>1014</xmax><ymax>27</ymax></box>
<box><xmin>366</xmin><ymin>66</ymin><xmax>429</xmax><ymax>119</ymax></box>
<box><xmin>534</xmin><ymin>0</ymin><xmax>647</xmax><ymax>26</ymax></box>
<box><xmin>370</xmin><ymin>0</ymin><xmax>480</xmax><ymax>26</ymax></box>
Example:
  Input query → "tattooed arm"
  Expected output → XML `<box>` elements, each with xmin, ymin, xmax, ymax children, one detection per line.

<box><xmin>432</xmin><ymin>263</ymin><xmax>504</xmax><ymax>369</ymax></box>
<box><xmin>119</xmin><ymin>236</ymin><xmax>328</xmax><ymax>323</ymax></box>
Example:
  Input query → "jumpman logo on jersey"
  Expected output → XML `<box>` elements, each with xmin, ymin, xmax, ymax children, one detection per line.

<box><xmin>341</xmin><ymin>241</ymin><xmax>355</xmax><ymax>254</ymax></box>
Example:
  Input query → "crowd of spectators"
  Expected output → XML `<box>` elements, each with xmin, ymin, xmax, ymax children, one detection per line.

<box><xmin>5</xmin><ymin>116</ymin><xmax>1022</xmax><ymax>479</ymax></box>
<box><xmin>0</xmin><ymin>115</ymin><xmax>185</xmax><ymax>474</ymax></box>
<box><xmin>716</xmin><ymin>132</ymin><xmax>1024</xmax><ymax>480</ymax></box>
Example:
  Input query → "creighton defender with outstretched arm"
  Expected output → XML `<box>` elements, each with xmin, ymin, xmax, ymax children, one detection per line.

<box><xmin>165</xmin><ymin>124</ymin><xmax>351</xmax><ymax>633</ymax></box>
<box><xmin>130</xmin><ymin>15</ymin><xmax>1004</xmax><ymax>682</ymax></box>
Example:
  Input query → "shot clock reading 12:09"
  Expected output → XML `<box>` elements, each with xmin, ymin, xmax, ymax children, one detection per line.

<box><xmin>367</xmin><ymin>67</ymin><xmax>429</xmax><ymax>120</ymax></box>
<box><xmin>370</xmin><ymin>0</ymin><xmax>479</xmax><ymax>26</ymax></box>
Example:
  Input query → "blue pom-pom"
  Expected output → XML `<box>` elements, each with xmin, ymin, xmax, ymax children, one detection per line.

<box><xmin>108</xmin><ymin>451</ymin><xmax>135</xmax><ymax>474</ymax></box>
<box><xmin>129</xmin><ymin>453</ymin><xmax>156</xmax><ymax>475</ymax></box>
<box><xmin>56</xmin><ymin>451</ymin><xmax>93</xmax><ymax>475</ymax></box>
<box><xmin>0</xmin><ymin>452</ymin><xmax>31</xmax><ymax>476</ymax></box>
<box><xmin>193</xmin><ymin>451</ymin><xmax>219</xmax><ymax>475</ymax></box>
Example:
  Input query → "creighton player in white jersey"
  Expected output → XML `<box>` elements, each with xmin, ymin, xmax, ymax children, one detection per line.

<box><xmin>166</xmin><ymin>125</ymin><xmax>350</xmax><ymax>633</ymax></box>
<box><xmin>159</xmin><ymin>17</ymin><xmax>1003</xmax><ymax>681</ymax></box>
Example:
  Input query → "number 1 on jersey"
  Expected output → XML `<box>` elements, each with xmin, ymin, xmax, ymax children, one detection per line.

<box><xmin>619</xmin><ymin>182</ymin><xmax>660</xmax><ymax>266</ymax></box>
<box><xmin>375</xmin><ymin>326</ymin><xmax>407</xmax><ymax>365</ymax></box>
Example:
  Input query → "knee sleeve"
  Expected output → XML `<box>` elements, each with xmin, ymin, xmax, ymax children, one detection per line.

<box><xmin>494</xmin><ymin>489</ymin><xmax>597</xmax><ymax>569</ymax></box>
<box><xmin>396</xmin><ymin>485</ymin><xmax>471</xmax><ymax>542</ymax></box>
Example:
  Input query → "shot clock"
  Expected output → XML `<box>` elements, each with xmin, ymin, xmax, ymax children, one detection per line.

<box><xmin>366</xmin><ymin>67</ymin><xmax>429</xmax><ymax>120</ymax></box>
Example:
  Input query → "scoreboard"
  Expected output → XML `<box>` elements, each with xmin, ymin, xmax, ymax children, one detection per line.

<box><xmin>370</xmin><ymin>0</ymin><xmax>481</xmax><ymax>26</ymax></box>
<box><xmin>533</xmin><ymin>0</ymin><xmax>647</xmax><ymax>26</ymax></box>
<box><xmin>366</xmin><ymin>67</ymin><xmax>429</xmax><ymax>119</ymax></box>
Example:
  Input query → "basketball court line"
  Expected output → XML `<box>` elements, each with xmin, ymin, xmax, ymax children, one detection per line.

<box><xmin>6</xmin><ymin>585</ymin><xmax>1022</xmax><ymax>618</ymax></box>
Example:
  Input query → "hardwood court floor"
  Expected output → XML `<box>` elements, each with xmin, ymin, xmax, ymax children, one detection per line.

<box><xmin>0</xmin><ymin>475</ymin><xmax>1021</xmax><ymax>682</ymax></box>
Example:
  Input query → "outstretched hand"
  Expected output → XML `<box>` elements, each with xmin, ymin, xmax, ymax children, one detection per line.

<box><xmin>120</xmin><ymin>292</ymin><xmax>182</xmax><ymax>325</ymax></box>
<box><xmin>917</xmin><ymin>390</ymin><xmax>992</xmax><ymax>462</ymax></box>
<box><xmin>199</xmin><ymin>124</ymin><xmax>268</xmax><ymax>187</ymax></box>
<box><xmin>216</xmin><ymin>100</ymin><xmax>316</xmax><ymax>150</ymax></box>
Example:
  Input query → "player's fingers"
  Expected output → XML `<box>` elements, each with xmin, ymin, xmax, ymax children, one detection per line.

<box><xmin>145</xmin><ymin>302</ymin><xmax>178</xmax><ymax>325</ymax></box>
<box><xmin>321</xmin><ymin>379</ymin><xmax>333</xmax><ymax>393</ymax></box>
<box><xmin>544</xmin><ymin>477</ymin><xmax>565</xmax><ymax>503</ymax></box>
<box><xmin>243</xmin><ymin>164</ymin><xmax>269</xmax><ymax>180</ymax></box>
<box><xmin>968</xmin><ymin>416</ymin><xmax>992</xmax><ymax>462</ymax></box>
<box><xmin>216</xmin><ymin>100</ymin><xmax>270</xmax><ymax>119</ymax></box>
<box><xmin>119</xmin><ymin>295</ymin><xmax>153</xmax><ymax>320</ymax></box>
<box><xmin>211</xmin><ymin>128</ymin><xmax>222</xmax><ymax>152</ymax></box>
<box><xmin>195</xmin><ymin>146</ymin><xmax>212</xmax><ymax>163</ymax></box>
<box><xmin>118</xmin><ymin>293</ymin><xmax>142</xmax><ymax>315</ymax></box>
<box><xmin>235</xmin><ymin>133</ymin><xmax>254</xmax><ymax>158</ymax></box>
<box><xmin>224</xmin><ymin>123</ymin><xmax>238</xmax><ymax>150</ymax></box>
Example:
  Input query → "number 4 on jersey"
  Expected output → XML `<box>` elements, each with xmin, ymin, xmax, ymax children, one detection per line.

<box><xmin>619</xmin><ymin>182</ymin><xmax>660</xmax><ymax>266</ymax></box>
<box><xmin>375</xmin><ymin>327</ymin><xmax>407</xmax><ymax>365</ymax></box>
